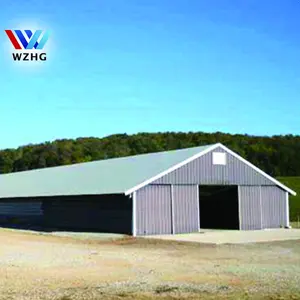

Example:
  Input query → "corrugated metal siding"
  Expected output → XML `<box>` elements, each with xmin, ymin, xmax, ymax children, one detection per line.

<box><xmin>42</xmin><ymin>194</ymin><xmax>132</xmax><ymax>234</ymax></box>
<box><xmin>239</xmin><ymin>186</ymin><xmax>262</xmax><ymax>230</ymax></box>
<box><xmin>136</xmin><ymin>185</ymin><xmax>172</xmax><ymax>235</ymax></box>
<box><xmin>172</xmin><ymin>185</ymin><xmax>199</xmax><ymax>234</ymax></box>
<box><xmin>0</xmin><ymin>195</ymin><xmax>132</xmax><ymax>233</ymax></box>
<box><xmin>261</xmin><ymin>186</ymin><xmax>286</xmax><ymax>228</ymax></box>
<box><xmin>0</xmin><ymin>201</ymin><xmax>42</xmax><ymax>216</ymax></box>
<box><xmin>153</xmin><ymin>147</ymin><xmax>274</xmax><ymax>186</ymax></box>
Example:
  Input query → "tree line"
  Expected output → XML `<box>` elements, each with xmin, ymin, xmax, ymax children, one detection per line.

<box><xmin>0</xmin><ymin>132</ymin><xmax>299</xmax><ymax>176</ymax></box>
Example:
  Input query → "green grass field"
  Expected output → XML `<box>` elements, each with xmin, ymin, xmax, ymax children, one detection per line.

<box><xmin>277</xmin><ymin>176</ymin><xmax>300</xmax><ymax>223</ymax></box>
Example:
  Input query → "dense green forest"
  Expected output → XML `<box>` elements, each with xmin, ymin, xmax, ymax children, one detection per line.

<box><xmin>0</xmin><ymin>132</ymin><xmax>299</xmax><ymax>176</ymax></box>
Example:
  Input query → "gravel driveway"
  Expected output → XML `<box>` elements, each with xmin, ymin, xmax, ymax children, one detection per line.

<box><xmin>0</xmin><ymin>228</ymin><xmax>299</xmax><ymax>299</ymax></box>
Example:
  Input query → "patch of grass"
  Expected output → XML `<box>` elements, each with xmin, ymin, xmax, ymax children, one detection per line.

<box><xmin>277</xmin><ymin>177</ymin><xmax>300</xmax><ymax>222</ymax></box>
<box><xmin>290</xmin><ymin>222</ymin><xmax>300</xmax><ymax>229</ymax></box>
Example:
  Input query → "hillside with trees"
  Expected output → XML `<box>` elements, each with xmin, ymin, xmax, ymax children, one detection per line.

<box><xmin>0</xmin><ymin>132</ymin><xmax>299</xmax><ymax>176</ymax></box>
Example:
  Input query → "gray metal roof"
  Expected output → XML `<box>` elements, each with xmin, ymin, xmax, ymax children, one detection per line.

<box><xmin>0</xmin><ymin>144</ymin><xmax>214</xmax><ymax>198</ymax></box>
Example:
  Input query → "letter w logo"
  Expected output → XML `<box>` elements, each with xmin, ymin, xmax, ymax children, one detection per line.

<box><xmin>5</xmin><ymin>30</ymin><xmax>50</xmax><ymax>50</ymax></box>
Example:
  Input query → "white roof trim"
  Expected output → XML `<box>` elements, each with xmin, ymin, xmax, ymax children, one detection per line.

<box><xmin>217</xmin><ymin>144</ymin><xmax>296</xmax><ymax>196</ymax></box>
<box><xmin>125</xmin><ymin>144</ymin><xmax>220</xmax><ymax>195</ymax></box>
<box><xmin>125</xmin><ymin>143</ymin><xmax>296</xmax><ymax>196</ymax></box>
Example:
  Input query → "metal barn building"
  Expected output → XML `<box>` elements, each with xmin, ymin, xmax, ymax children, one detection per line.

<box><xmin>0</xmin><ymin>143</ymin><xmax>296</xmax><ymax>235</ymax></box>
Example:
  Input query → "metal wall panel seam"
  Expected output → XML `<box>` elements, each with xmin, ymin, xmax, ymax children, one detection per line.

<box><xmin>171</xmin><ymin>185</ymin><xmax>175</xmax><ymax>234</ymax></box>
<box><xmin>259</xmin><ymin>186</ymin><xmax>263</xmax><ymax>229</ymax></box>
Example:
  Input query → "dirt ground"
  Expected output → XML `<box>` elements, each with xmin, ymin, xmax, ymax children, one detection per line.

<box><xmin>0</xmin><ymin>229</ymin><xmax>300</xmax><ymax>300</ymax></box>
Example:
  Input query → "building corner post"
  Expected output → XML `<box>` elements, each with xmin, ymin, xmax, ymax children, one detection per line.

<box><xmin>132</xmin><ymin>191</ymin><xmax>137</xmax><ymax>236</ymax></box>
<box><xmin>285</xmin><ymin>192</ymin><xmax>290</xmax><ymax>228</ymax></box>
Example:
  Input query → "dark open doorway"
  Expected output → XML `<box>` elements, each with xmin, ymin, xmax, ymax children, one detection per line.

<box><xmin>199</xmin><ymin>185</ymin><xmax>239</xmax><ymax>229</ymax></box>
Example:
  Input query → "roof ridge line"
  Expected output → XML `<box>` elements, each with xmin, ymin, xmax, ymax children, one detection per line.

<box><xmin>125</xmin><ymin>143</ymin><xmax>219</xmax><ymax>195</ymax></box>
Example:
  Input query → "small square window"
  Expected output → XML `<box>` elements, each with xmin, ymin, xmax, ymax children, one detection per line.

<box><xmin>212</xmin><ymin>152</ymin><xmax>226</xmax><ymax>165</ymax></box>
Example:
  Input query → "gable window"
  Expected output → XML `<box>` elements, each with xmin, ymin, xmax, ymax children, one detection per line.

<box><xmin>212</xmin><ymin>152</ymin><xmax>227</xmax><ymax>165</ymax></box>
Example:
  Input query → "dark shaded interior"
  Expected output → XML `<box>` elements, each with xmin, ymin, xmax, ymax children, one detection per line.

<box><xmin>0</xmin><ymin>194</ymin><xmax>132</xmax><ymax>234</ymax></box>
<box><xmin>199</xmin><ymin>185</ymin><xmax>239</xmax><ymax>229</ymax></box>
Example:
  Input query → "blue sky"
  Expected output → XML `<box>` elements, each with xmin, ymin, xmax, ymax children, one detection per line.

<box><xmin>0</xmin><ymin>0</ymin><xmax>299</xmax><ymax>149</ymax></box>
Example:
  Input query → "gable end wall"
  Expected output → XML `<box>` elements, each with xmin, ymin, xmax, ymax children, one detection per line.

<box><xmin>153</xmin><ymin>147</ymin><xmax>276</xmax><ymax>186</ymax></box>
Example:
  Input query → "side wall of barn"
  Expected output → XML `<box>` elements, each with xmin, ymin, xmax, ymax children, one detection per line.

<box><xmin>0</xmin><ymin>194</ymin><xmax>132</xmax><ymax>234</ymax></box>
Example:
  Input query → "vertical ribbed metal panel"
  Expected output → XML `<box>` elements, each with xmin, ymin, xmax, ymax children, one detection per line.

<box><xmin>153</xmin><ymin>147</ymin><xmax>274</xmax><ymax>186</ymax></box>
<box><xmin>261</xmin><ymin>186</ymin><xmax>286</xmax><ymax>228</ymax></box>
<box><xmin>136</xmin><ymin>185</ymin><xmax>172</xmax><ymax>235</ymax></box>
<box><xmin>239</xmin><ymin>186</ymin><xmax>262</xmax><ymax>230</ymax></box>
<box><xmin>172</xmin><ymin>185</ymin><xmax>199</xmax><ymax>234</ymax></box>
